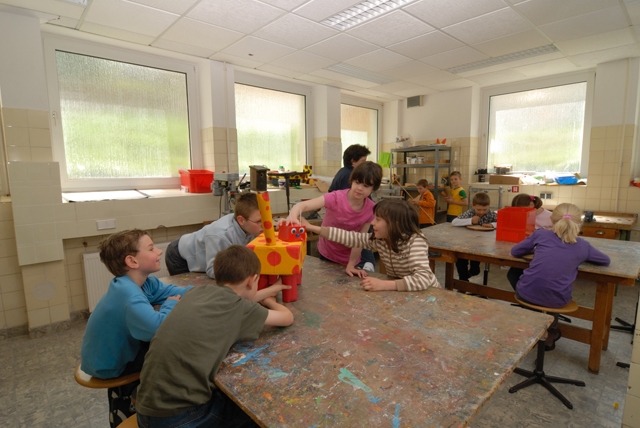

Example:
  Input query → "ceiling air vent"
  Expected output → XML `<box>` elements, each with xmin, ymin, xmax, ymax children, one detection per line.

<box><xmin>407</xmin><ymin>95</ymin><xmax>423</xmax><ymax>108</ymax></box>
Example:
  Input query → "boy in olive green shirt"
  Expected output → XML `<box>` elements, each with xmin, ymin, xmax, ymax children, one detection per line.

<box><xmin>136</xmin><ymin>246</ymin><xmax>294</xmax><ymax>427</ymax></box>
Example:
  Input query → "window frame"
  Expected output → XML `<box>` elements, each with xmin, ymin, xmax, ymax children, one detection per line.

<box><xmin>340</xmin><ymin>94</ymin><xmax>382</xmax><ymax>162</ymax></box>
<box><xmin>43</xmin><ymin>34</ymin><xmax>202</xmax><ymax>191</ymax></box>
<box><xmin>234</xmin><ymin>71</ymin><xmax>312</xmax><ymax>172</ymax></box>
<box><xmin>479</xmin><ymin>71</ymin><xmax>595</xmax><ymax>177</ymax></box>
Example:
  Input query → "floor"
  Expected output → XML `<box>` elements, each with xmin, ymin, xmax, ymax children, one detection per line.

<box><xmin>0</xmin><ymin>259</ymin><xmax>636</xmax><ymax>428</ymax></box>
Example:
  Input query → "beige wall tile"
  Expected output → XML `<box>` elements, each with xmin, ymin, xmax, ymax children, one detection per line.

<box><xmin>585</xmin><ymin>199</ymin><xmax>601</xmax><ymax>211</ymax></box>
<box><xmin>30</xmin><ymin>148</ymin><xmax>53</xmax><ymax>162</ymax></box>
<box><xmin>28</xmin><ymin>128</ymin><xmax>51</xmax><ymax>147</ymax></box>
<box><xmin>49</xmin><ymin>303</ymin><xmax>69</xmax><ymax>323</ymax></box>
<box><xmin>3</xmin><ymin>108</ymin><xmax>29</xmax><ymax>127</ymax></box>
<box><xmin>56</xmin><ymin>222</ymin><xmax>78</xmax><ymax>240</ymax></box>
<box><xmin>26</xmin><ymin>162</ymin><xmax>54</xmax><ymax>181</ymax></box>
<box><xmin>7</xmin><ymin>146</ymin><xmax>32</xmax><ymax>162</ymax></box>
<box><xmin>27</xmin><ymin>109</ymin><xmax>50</xmax><ymax>129</ymax></box>
<box><xmin>27</xmin><ymin>307</ymin><xmax>50</xmax><ymax>328</ymax></box>
<box><xmin>71</xmin><ymin>294</ymin><xmax>88</xmax><ymax>311</ymax></box>
<box><xmin>5</xmin><ymin>307</ymin><xmax>27</xmax><ymax>327</ymax></box>
<box><xmin>5</xmin><ymin>127</ymin><xmax>30</xmax><ymax>147</ymax></box>
<box><xmin>622</xmin><ymin>391</ymin><xmax>640</xmax><ymax>427</ymax></box>
<box><xmin>35</xmin><ymin>242</ymin><xmax>64</xmax><ymax>263</ymax></box>
<box><xmin>213</xmin><ymin>127</ymin><xmax>227</xmax><ymax>141</ymax></box>
<box><xmin>31</xmin><ymin>223</ymin><xmax>57</xmax><ymax>243</ymax></box>
<box><xmin>3</xmin><ymin>290</ymin><xmax>25</xmax><ymax>310</ymax></box>
<box><xmin>606</xmin><ymin>125</ymin><xmax>621</xmax><ymax>138</ymax></box>
<box><xmin>586</xmin><ymin>186</ymin><xmax>602</xmax><ymax>199</ymax></box>
<box><xmin>589</xmin><ymin>163</ymin><xmax>604</xmax><ymax>175</ymax></box>
<box><xmin>0</xmin><ymin>273</ymin><xmax>24</xmax><ymax>294</ymax></box>
<box><xmin>0</xmin><ymin>221</ymin><xmax>16</xmax><ymax>240</ymax></box>
<box><xmin>0</xmin><ymin>239</ymin><xmax>17</xmax><ymax>258</ymax></box>
<box><xmin>14</xmin><ymin>225</ymin><xmax>33</xmax><ymax>245</ymax></box>
<box><xmin>7</xmin><ymin>162</ymin><xmax>28</xmax><ymax>183</ymax></box>
<box><xmin>17</xmin><ymin>245</ymin><xmax>37</xmax><ymax>265</ymax></box>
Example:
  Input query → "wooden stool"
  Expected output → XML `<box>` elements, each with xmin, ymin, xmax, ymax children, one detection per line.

<box><xmin>74</xmin><ymin>364</ymin><xmax>140</xmax><ymax>389</ymax></box>
<box><xmin>509</xmin><ymin>298</ymin><xmax>585</xmax><ymax>409</ymax></box>
<box><xmin>117</xmin><ymin>414</ymin><xmax>138</xmax><ymax>428</ymax></box>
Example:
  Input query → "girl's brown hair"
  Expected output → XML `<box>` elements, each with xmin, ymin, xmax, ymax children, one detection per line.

<box><xmin>350</xmin><ymin>161</ymin><xmax>383</xmax><ymax>191</ymax></box>
<box><xmin>511</xmin><ymin>193</ymin><xmax>542</xmax><ymax>209</ymax></box>
<box><xmin>372</xmin><ymin>199</ymin><xmax>426</xmax><ymax>253</ymax></box>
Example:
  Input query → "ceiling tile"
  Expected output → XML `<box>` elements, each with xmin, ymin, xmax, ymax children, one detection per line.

<box><xmin>48</xmin><ymin>16</ymin><xmax>79</xmax><ymax>29</ymax></box>
<box><xmin>627</xmin><ymin>1</ymin><xmax>640</xmax><ymax>25</ymax></box>
<box><xmin>404</xmin><ymin>0</ymin><xmax>507</xmax><ymax>29</ymax></box>
<box><xmin>471</xmin><ymin>29</ymin><xmax>551</xmax><ymax>57</ymax></box>
<box><xmin>304</xmin><ymin>34</ymin><xmax>378</xmax><ymax>62</ymax></box>
<box><xmin>569</xmin><ymin>44</ymin><xmax>640</xmax><ymax>67</ymax></box>
<box><xmin>0</xmin><ymin>0</ymin><xmax>85</xmax><ymax>19</ymax></box>
<box><xmin>515</xmin><ymin>0</ymin><xmax>620</xmax><ymax>26</ymax></box>
<box><xmin>256</xmin><ymin>64</ymin><xmax>305</xmax><ymax>78</ymax></box>
<box><xmin>357</xmin><ymin>88</ymin><xmax>404</xmax><ymax>100</ymax></box>
<box><xmin>222</xmin><ymin>37</ymin><xmax>295</xmax><ymax>63</ymax></box>
<box><xmin>456</xmin><ymin>51</ymin><xmax>563</xmax><ymax>77</ymax></box>
<box><xmin>344</xmin><ymin>49</ymin><xmax>414</xmax><ymax>72</ymax></box>
<box><xmin>555</xmin><ymin>28</ymin><xmax>636</xmax><ymax>56</ymax></box>
<box><xmin>153</xmin><ymin>39</ymin><xmax>216</xmax><ymax>58</ymax></box>
<box><xmin>161</xmin><ymin>18</ymin><xmax>244</xmax><ymax>52</ymax></box>
<box><xmin>253</xmin><ymin>13</ymin><xmax>339</xmax><ymax>49</ymax></box>
<box><xmin>80</xmin><ymin>22</ymin><xmax>155</xmax><ymax>44</ymax></box>
<box><xmin>512</xmin><ymin>58</ymin><xmax>579</xmax><ymax>77</ymax></box>
<box><xmin>297</xmin><ymin>73</ymin><xmax>341</xmax><ymax>86</ymax></box>
<box><xmin>443</xmin><ymin>7</ymin><xmax>534</xmax><ymax>45</ymax></box>
<box><xmin>405</xmin><ymin>70</ymin><xmax>458</xmax><ymax>86</ymax></box>
<box><xmin>84</xmin><ymin>0</ymin><xmax>178</xmax><ymax>37</ymax></box>
<box><xmin>267</xmin><ymin>51</ymin><xmax>337</xmax><ymax>74</ymax></box>
<box><xmin>380</xmin><ymin>61</ymin><xmax>438</xmax><ymax>79</ymax></box>
<box><xmin>428</xmin><ymin>78</ymin><xmax>477</xmax><ymax>91</ymax></box>
<box><xmin>387</xmin><ymin>31</ymin><xmax>464</xmax><ymax>60</ymax></box>
<box><xmin>421</xmin><ymin>47</ymin><xmax>489</xmax><ymax>70</ymax></box>
<box><xmin>260</xmin><ymin>0</ymin><xmax>309</xmax><ymax>11</ymax></box>
<box><xmin>308</xmin><ymin>69</ymin><xmax>381</xmax><ymax>88</ymax></box>
<box><xmin>369</xmin><ymin>80</ymin><xmax>422</xmax><ymax>94</ymax></box>
<box><xmin>294</xmin><ymin>0</ymin><xmax>360</xmax><ymax>21</ymax></box>
<box><xmin>538</xmin><ymin>6</ymin><xmax>628</xmax><ymax>42</ymax></box>
<box><xmin>209</xmin><ymin>52</ymin><xmax>265</xmax><ymax>68</ymax></box>
<box><xmin>346</xmin><ymin>10</ymin><xmax>435</xmax><ymax>47</ymax></box>
<box><xmin>187</xmin><ymin>0</ymin><xmax>284</xmax><ymax>34</ymax></box>
<box><xmin>125</xmin><ymin>0</ymin><xmax>200</xmax><ymax>15</ymax></box>
<box><xmin>393</xmin><ymin>86</ymin><xmax>440</xmax><ymax>97</ymax></box>
<box><xmin>466</xmin><ymin>69</ymin><xmax>527</xmax><ymax>86</ymax></box>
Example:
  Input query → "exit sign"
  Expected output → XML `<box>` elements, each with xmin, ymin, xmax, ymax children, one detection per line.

<box><xmin>512</xmin><ymin>186</ymin><xmax>519</xmax><ymax>193</ymax></box>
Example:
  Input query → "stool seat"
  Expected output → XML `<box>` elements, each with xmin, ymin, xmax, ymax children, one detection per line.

<box><xmin>117</xmin><ymin>414</ymin><xmax>138</xmax><ymax>428</ymax></box>
<box><xmin>74</xmin><ymin>364</ymin><xmax>140</xmax><ymax>389</ymax></box>
<box><xmin>514</xmin><ymin>297</ymin><xmax>578</xmax><ymax>314</ymax></box>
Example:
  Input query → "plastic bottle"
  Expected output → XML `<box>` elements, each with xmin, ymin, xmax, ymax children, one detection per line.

<box><xmin>278</xmin><ymin>178</ymin><xmax>286</xmax><ymax>189</ymax></box>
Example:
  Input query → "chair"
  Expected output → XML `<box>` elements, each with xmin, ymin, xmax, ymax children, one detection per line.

<box><xmin>74</xmin><ymin>364</ymin><xmax>140</xmax><ymax>389</ymax></box>
<box><xmin>117</xmin><ymin>415</ymin><xmax>138</xmax><ymax>428</ymax></box>
<box><xmin>509</xmin><ymin>298</ymin><xmax>585</xmax><ymax>409</ymax></box>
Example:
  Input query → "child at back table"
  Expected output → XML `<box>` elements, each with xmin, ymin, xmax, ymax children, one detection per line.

<box><xmin>302</xmin><ymin>199</ymin><xmax>441</xmax><ymax>292</ymax></box>
<box><xmin>284</xmin><ymin>161</ymin><xmax>382</xmax><ymax>277</ymax></box>
<box><xmin>81</xmin><ymin>229</ymin><xmax>193</xmax><ymax>427</ymax></box>
<box><xmin>511</xmin><ymin>193</ymin><xmax>553</xmax><ymax>229</ymax></box>
<box><xmin>441</xmin><ymin>171</ymin><xmax>467</xmax><ymax>222</ymax></box>
<box><xmin>451</xmin><ymin>192</ymin><xmax>497</xmax><ymax>282</ymax></box>
<box><xmin>509</xmin><ymin>203</ymin><xmax>610</xmax><ymax>349</ymax></box>
<box><xmin>136</xmin><ymin>245</ymin><xmax>293</xmax><ymax>428</ymax></box>
<box><xmin>410</xmin><ymin>178</ymin><xmax>436</xmax><ymax>228</ymax></box>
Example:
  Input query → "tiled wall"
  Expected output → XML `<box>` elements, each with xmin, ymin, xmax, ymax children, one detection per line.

<box><xmin>0</xmin><ymin>201</ymin><xmax>27</xmax><ymax>338</ymax></box>
<box><xmin>199</xmin><ymin>126</ymin><xmax>239</xmax><ymax>174</ymax></box>
<box><xmin>2</xmin><ymin>108</ymin><xmax>52</xmax><ymax>162</ymax></box>
<box><xmin>313</xmin><ymin>137</ymin><xmax>342</xmax><ymax>177</ymax></box>
<box><xmin>622</xmin><ymin>294</ymin><xmax>640</xmax><ymax>427</ymax></box>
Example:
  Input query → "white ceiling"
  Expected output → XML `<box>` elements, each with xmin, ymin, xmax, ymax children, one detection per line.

<box><xmin>3</xmin><ymin>0</ymin><xmax>640</xmax><ymax>102</ymax></box>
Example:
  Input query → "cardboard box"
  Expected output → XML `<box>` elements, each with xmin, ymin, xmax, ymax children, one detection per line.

<box><xmin>489</xmin><ymin>174</ymin><xmax>523</xmax><ymax>185</ymax></box>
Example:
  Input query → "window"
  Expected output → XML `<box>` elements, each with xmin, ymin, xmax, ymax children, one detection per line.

<box><xmin>235</xmin><ymin>83</ymin><xmax>306</xmax><ymax>175</ymax></box>
<box><xmin>480</xmin><ymin>72</ymin><xmax>594</xmax><ymax>176</ymax></box>
<box><xmin>44</xmin><ymin>36</ymin><xmax>201</xmax><ymax>191</ymax></box>
<box><xmin>341</xmin><ymin>103</ymin><xmax>378</xmax><ymax>160</ymax></box>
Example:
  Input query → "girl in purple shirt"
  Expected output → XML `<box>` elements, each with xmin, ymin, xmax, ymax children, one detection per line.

<box><xmin>509</xmin><ymin>203</ymin><xmax>610</xmax><ymax>349</ymax></box>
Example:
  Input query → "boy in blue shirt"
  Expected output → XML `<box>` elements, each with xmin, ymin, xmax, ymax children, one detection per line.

<box><xmin>81</xmin><ymin>229</ymin><xmax>192</xmax><ymax>428</ymax></box>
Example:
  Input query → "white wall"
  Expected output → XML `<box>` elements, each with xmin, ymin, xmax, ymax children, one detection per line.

<box><xmin>592</xmin><ymin>58</ymin><xmax>640</xmax><ymax>127</ymax></box>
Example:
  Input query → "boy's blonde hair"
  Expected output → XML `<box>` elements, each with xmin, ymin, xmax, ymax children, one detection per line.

<box><xmin>98</xmin><ymin>229</ymin><xmax>149</xmax><ymax>277</ymax></box>
<box><xmin>416</xmin><ymin>179</ymin><xmax>429</xmax><ymax>187</ymax></box>
<box><xmin>234</xmin><ymin>193</ymin><xmax>259</xmax><ymax>221</ymax></box>
<box><xmin>551</xmin><ymin>203</ymin><xmax>582</xmax><ymax>244</ymax></box>
<box><xmin>450</xmin><ymin>171</ymin><xmax>461</xmax><ymax>179</ymax></box>
<box><xmin>472</xmin><ymin>192</ymin><xmax>490</xmax><ymax>206</ymax></box>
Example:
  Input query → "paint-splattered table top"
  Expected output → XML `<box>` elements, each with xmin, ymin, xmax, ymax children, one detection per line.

<box><xmin>166</xmin><ymin>258</ymin><xmax>552</xmax><ymax>427</ymax></box>
<box><xmin>424</xmin><ymin>223</ymin><xmax>640</xmax><ymax>281</ymax></box>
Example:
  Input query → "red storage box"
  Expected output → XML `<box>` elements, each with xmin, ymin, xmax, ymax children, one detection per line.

<box><xmin>179</xmin><ymin>169</ymin><xmax>214</xmax><ymax>193</ymax></box>
<box><xmin>496</xmin><ymin>207</ymin><xmax>536</xmax><ymax>243</ymax></box>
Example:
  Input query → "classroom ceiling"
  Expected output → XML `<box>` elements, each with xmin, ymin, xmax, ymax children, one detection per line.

<box><xmin>4</xmin><ymin>0</ymin><xmax>640</xmax><ymax>101</ymax></box>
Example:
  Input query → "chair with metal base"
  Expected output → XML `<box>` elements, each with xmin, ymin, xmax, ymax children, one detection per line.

<box><xmin>509</xmin><ymin>298</ymin><xmax>585</xmax><ymax>409</ymax></box>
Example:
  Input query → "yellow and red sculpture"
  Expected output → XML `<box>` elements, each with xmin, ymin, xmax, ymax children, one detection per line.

<box><xmin>246</xmin><ymin>192</ymin><xmax>306</xmax><ymax>302</ymax></box>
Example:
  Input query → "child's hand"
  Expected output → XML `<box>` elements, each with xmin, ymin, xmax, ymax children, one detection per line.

<box><xmin>445</xmin><ymin>197</ymin><xmax>453</xmax><ymax>203</ymax></box>
<box><xmin>360</xmin><ymin>277</ymin><xmax>395</xmax><ymax>291</ymax></box>
<box><xmin>481</xmin><ymin>223</ymin><xmax>494</xmax><ymax>229</ymax></box>
<box><xmin>346</xmin><ymin>264</ymin><xmax>367</xmax><ymax>278</ymax></box>
<box><xmin>409</xmin><ymin>199</ymin><xmax>418</xmax><ymax>206</ymax></box>
<box><xmin>265</xmin><ymin>282</ymin><xmax>292</xmax><ymax>297</ymax></box>
<box><xmin>471</xmin><ymin>216</ymin><xmax>480</xmax><ymax>224</ymax></box>
<box><xmin>167</xmin><ymin>295</ymin><xmax>181</xmax><ymax>301</ymax></box>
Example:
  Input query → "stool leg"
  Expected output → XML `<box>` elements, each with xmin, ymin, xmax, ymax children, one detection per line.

<box><xmin>539</xmin><ymin>377</ymin><xmax>574</xmax><ymax>410</ymax></box>
<box><xmin>545</xmin><ymin>375</ymin><xmax>586</xmax><ymax>387</ymax></box>
<box><xmin>509</xmin><ymin>376</ymin><xmax>538</xmax><ymax>393</ymax></box>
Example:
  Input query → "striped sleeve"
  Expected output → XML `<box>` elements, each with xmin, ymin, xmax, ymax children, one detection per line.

<box><xmin>396</xmin><ymin>236</ymin><xmax>441</xmax><ymax>291</ymax></box>
<box><xmin>321</xmin><ymin>227</ymin><xmax>377</xmax><ymax>251</ymax></box>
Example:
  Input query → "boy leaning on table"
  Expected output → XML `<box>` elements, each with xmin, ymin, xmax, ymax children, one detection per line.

<box><xmin>136</xmin><ymin>245</ymin><xmax>294</xmax><ymax>428</ymax></box>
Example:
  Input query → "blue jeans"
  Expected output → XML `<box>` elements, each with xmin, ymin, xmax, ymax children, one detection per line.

<box><xmin>137</xmin><ymin>389</ymin><xmax>258</xmax><ymax>428</ymax></box>
<box><xmin>447</xmin><ymin>215</ymin><xmax>458</xmax><ymax>223</ymax></box>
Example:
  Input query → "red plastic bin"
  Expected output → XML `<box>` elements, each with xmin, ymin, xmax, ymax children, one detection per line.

<box><xmin>179</xmin><ymin>169</ymin><xmax>214</xmax><ymax>193</ymax></box>
<box><xmin>496</xmin><ymin>207</ymin><xmax>536</xmax><ymax>243</ymax></box>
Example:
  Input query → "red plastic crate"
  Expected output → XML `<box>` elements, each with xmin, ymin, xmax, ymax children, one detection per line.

<box><xmin>179</xmin><ymin>169</ymin><xmax>214</xmax><ymax>193</ymax></box>
<box><xmin>496</xmin><ymin>207</ymin><xmax>536</xmax><ymax>243</ymax></box>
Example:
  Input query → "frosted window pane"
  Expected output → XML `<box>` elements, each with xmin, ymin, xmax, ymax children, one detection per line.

<box><xmin>341</xmin><ymin>104</ymin><xmax>377</xmax><ymax>160</ymax></box>
<box><xmin>235</xmin><ymin>84</ymin><xmax>306</xmax><ymax>174</ymax></box>
<box><xmin>488</xmin><ymin>82</ymin><xmax>586</xmax><ymax>173</ymax></box>
<box><xmin>55</xmin><ymin>51</ymin><xmax>191</xmax><ymax>179</ymax></box>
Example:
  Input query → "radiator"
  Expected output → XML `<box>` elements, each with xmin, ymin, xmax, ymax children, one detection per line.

<box><xmin>83</xmin><ymin>241</ymin><xmax>171</xmax><ymax>312</ymax></box>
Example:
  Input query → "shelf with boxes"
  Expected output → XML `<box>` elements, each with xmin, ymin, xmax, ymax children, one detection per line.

<box><xmin>390</xmin><ymin>145</ymin><xmax>451</xmax><ymax>215</ymax></box>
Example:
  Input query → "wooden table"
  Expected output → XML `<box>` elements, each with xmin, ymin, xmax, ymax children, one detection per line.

<box><xmin>423</xmin><ymin>223</ymin><xmax>640</xmax><ymax>374</ymax></box>
<box><xmin>166</xmin><ymin>257</ymin><xmax>551</xmax><ymax>427</ymax></box>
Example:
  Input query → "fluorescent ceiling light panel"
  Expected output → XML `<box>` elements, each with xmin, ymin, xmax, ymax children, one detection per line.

<box><xmin>325</xmin><ymin>63</ymin><xmax>396</xmax><ymax>84</ymax></box>
<box><xmin>446</xmin><ymin>44</ymin><xmax>559</xmax><ymax>74</ymax></box>
<box><xmin>321</xmin><ymin>0</ymin><xmax>420</xmax><ymax>31</ymax></box>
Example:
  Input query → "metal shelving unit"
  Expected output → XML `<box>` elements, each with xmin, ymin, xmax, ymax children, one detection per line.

<box><xmin>390</xmin><ymin>145</ymin><xmax>451</xmax><ymax>215</ymax></box>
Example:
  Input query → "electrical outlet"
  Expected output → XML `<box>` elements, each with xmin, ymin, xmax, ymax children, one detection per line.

<box><xmin>97</xmin><ymin>219</ymin><xmax>116</xmax><ymax>230</ymax></box>
<box><xmin>540</xmin><ymin>193</ymin><xmax>553</xmax><ymax>200</ymax></box>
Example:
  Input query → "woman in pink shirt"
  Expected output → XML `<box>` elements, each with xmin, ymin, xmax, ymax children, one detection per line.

<box><xmin>284</xmin><ymin>161</ymin><xmax>382</xmax><ymax>278</ymax></box>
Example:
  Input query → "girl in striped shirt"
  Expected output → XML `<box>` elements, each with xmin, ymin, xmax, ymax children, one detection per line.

<box><xmin>302</xmin><ymin>199</ymin><xmax>441</xmax><ymax>292</ymax></box>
